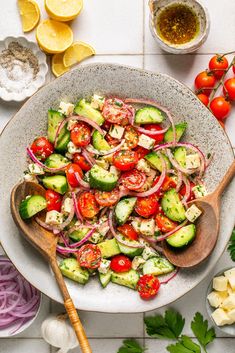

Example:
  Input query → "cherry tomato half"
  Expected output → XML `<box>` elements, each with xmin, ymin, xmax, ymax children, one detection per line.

<box><xmin>117</xmin><ymin>224</ymin><xmax>138</xmax><ymax>241</ymax></box>
<box><xmin>94</xmin><ymin>188</ymin><xmax>120</xmax><ymax>207</ymax></box>
<box><xmin>143</xmin><ymin>124</ymin><xmax>165</xmax><ymax>143</ymax></box>
<box><xmin>110</xmin><ymin>255</ymin><xmax>132</xmax><ymax>273</ymax></box>
<box><xmin>195</xmin><ymin>71</ymin><xmax>216</xmax><ymax>96</ymax></box>
<box><xmin>155</xmin><ymin>214</ymin><xmax>178</xmax><ymax>233</ymax></box>
<box><xmin>113</xmin><ymin>150</ymin><xmax>138</xmax><ymax>171</ymax></box>
<box><xmin>73</xmin><ymin>153</ymin><xmax>91</xmax><ymax>171</ymax></box>
<box><xmin>65</xmin><ymin>163</ymin><xmax>83</xmax><ymax>188</ymax></box>
<box><xmin>137</xmin><ymin>274</ymin><xmax>160</xmax><ymax>300</ymax></box>
<box><xmin>70</xmin><ymin>122</ymin><xmax>91</xmax><ymax>147</ymax></box>
<box><xmin>197</xmin><ymin>93</ymin><xmax>209</xmax><ymax>106</ymax></box>
<box><xmin>102</xmin><ymin>98</ymin><xmax>132</xmax><ymax>126</ymax></box>
<box><xmin>120</xmin><ymin>169</ymin><xmax>146</xmax><ymax>190</ymax></box>
<box><xmin>45</xmin><ymin>190</ymin><xmax>62</xmax><ymax>212</ymax></box>
<box><xmin>135</xmin><ymin>194</ymin><xmax>160</xmax><ymax>218</ymax></box>
<box><xmin>223</xmin><ymin>78</ymin><xmax>235</xmax><ymax>101</ymax></box>
<box><xmin>179</xmin><ymin>181</ymin><xmax>195</xmax><ymax>201</ymax></box>
<box><xmin>78</xmin><ymin>191</ymin><xmax>100</xmax><ymax>218</ymax></box>
<box><xmin>209</xmin><ymin>55</ymin><xmax>228</xmax><ymax>79</ymax></box>
<box><xmin>105</xmin><ymin>133</ymin><xmax>120</xmax><ymax>147</ymax></box>
<box><xmin>30</xmin><ymin>136</ymin><xmax>54</xmax><ymax>161</ymax></box>
<box><xmin>153</xmin><ymin>175</ymin><xmax>177</xmax><ymax>195</ymax></box>
<box><xmin>210</xmin><ymin>96</ymin><xmax>231</xmax><ymax>120</ymax></box>
<box><xmin>77</xmin><ymin>244</ymin><xmax>101</xmax><ymax>269</ymax></box>
<box><xmin>124</xmin><ymin>125</ymin><xmax>139</xmax><ymax>149</ymax></box>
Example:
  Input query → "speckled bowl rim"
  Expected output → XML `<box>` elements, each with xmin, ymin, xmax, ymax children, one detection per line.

<box><xmin>0</xmin><ymin>63</ymin><xmax>234</xmax><ymax>313</ymax></box>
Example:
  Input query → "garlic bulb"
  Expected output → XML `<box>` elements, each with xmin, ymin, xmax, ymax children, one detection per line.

<box><xmin>41</xmin><ymin>313</ymin><xmax>78</xmax><ymax>353</ymax></box>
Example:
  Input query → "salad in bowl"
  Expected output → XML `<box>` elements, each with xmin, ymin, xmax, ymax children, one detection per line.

<box><xmin>19</xmin><ymin>95</ymin><xmax>209</xmax><ymax>300</ymax></box>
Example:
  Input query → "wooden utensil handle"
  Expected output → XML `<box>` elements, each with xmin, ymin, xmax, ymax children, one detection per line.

<box><xmin>215</xmin><ymin>159</ymin><xmax>235</xmax><ymax>197</ymax></box>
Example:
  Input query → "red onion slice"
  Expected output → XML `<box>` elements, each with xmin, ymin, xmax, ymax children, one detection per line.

<box><xmin>181</xmin><ymin>175</ymin><xmax>191</xmax><ymax>205</ymax></box>
<box><xmin>27</xmin><ymin>147</ymin><xmax>68</xmax><ymax>173</ymax></box>
<box><xmin>71</xmin><ymin>191</ymin><xmax>83</xmax><ymax>222</ymax></box>
<box><xmin>86</xmin><ymin>139</ymin><xmax>125</xmax><ymax>156</ymax></box>
<box><xmin>156</xmin><ymin>220</ymin><xmax>188</xmax><ymax>241</ymax></box>
<box><xmin>57</xmin><ymin>205</ymin><xmax>75</xmax><ymax>230</ymax></box>
<box><xmin>176</xmin><ymin>171</ymin><xmax>183</xmax><ymax>192</ymax></box>
<box><xmin>81</xmin><ymin>149</ymin><xmax>95</xmax><ymax>166</ymax></box>
<box><xmin>68</xmin><ymin>228</ymin><xmax>96</xmax><ymax>248</ymax></box>
<box><xmin>166</xmin><ymin>149</ymin><xmax>197</xmax><ymax>175</ymax></box>
<box><xmin>134</xmin><ymin>125</ymin><xmax>169</xmax><ymax>135</ymax></box>
<box><xmin>74</xmin><ymin>172</ymin><xmax>90</xmax><ymax>188</ymax></box>
<box><xmin>160</xmin><ymin>267</ymin><xmax>179</xmax><ymax>285</ymax></box>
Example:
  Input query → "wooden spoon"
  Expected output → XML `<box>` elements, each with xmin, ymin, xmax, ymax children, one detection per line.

<box><xmin>163</xmin><ymin>160</ymin><xmax>235</xmax><ymax>268</ymax></box>
<box><xmin>10</xmin><ymin>181</ymin><xmax>92</xmax><ymax>353</ymax></box>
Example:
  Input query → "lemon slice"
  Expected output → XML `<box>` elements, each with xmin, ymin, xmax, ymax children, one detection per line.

<box><xmin>18</xmin><ymin>0</ymin><xmax>40</xmax><ymax>32</ymax></box>
<box><xmin>52</xmin><ymin>53</ymin><xmax>70</xmax><ymax>77</ymax></box>
<box><xmin>63</xmin><ymin>41</ymin><xmax>95</xmax><ymax>68</ymax></box>
<box><xmin>36</xmin><ymin>19</ymin><xmax>73</xmax><ymax>54</ymax></box>
<box><xmin>45</xmin><ymin>0</ymin><xmax>83</xmax><ymax>22</ymax></box>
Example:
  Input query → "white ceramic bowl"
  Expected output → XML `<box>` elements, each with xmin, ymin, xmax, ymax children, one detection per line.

<box><xmin>0</xmin><ymin>36</ymin><xmax>48</xmax><ymax>102</ymax></box>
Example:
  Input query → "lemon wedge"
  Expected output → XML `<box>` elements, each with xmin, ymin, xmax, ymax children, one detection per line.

<box><xmin>36</xmin><ymin>19</ymin><xmax>73</xmax><ymax>54</ymax></box>
<box><xmin>18</xmin><ymin>0</ymin><xmax>40</xmax><ymax>32</ymax></box>
<box><xmin>63</xmin><ymin>41</ymin><xmax>95</xmax><ymax>68</ymax></box>
<box><xmin>52</xmin><ymin>53</ymin><xmax>70</xmax><ymax>77</ymax></box>
<box><xmin>45</xmin><ymin>0</ymin><xmax>83</xmax><ymax>22</ymax></box>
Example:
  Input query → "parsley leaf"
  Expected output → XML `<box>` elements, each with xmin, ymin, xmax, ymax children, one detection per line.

<box><xmin>191</xmin><ymin>312</ymin><xmax>216</xmax><ymax>350</ymax></box>
<box><xmin>228</xmin><ymin>228</ymin><xmax>235</xmax><ymax>261</ymax></box>
<box><xmin>167</xmin><ymin>336</ymin><xmax>201</xmax><ymax>353</ymax></box>
<box><xmin>117</xmin><ymin>339</ymin><xmax>146</xmax><ymax>353</ymax></box>
<box><xmin>144</xmin><ymin>309</ymin><xmax>185</xmax><ymax>339</ymax></box>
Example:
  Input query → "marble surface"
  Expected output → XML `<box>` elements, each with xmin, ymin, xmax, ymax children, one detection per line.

<box><xmin>0</xmin><ymin>0</ymin><xmax>235</xmax><ymax>352</ymax></box>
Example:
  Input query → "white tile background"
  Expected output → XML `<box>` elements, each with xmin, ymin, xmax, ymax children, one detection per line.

<box><xmin>0</xmin><ymin>0</ymin><xmax>235</xmax><ymax>352</ymax></box>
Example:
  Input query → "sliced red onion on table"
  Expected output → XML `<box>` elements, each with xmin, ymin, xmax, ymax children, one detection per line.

<box><xmin>86</xmin><ymin>139</ymin><xmax>125</xmax><ymax>156</ymax></box>
<box><xmin>160</xmin><ymin>267</ymin><xmax>179</xmax><ymax>285</ymax></box>
<box><xmin>156</xmin><ymin>220</ymin><xmax>188</xmax><ymax>241</ymax></box>
<box><xmin>74</xmin><ymin>172</ymin><xmax>90</xmax><ymax>188</ymax></box>
<box><xmin>27</xmin><ymin>147</ymin><xmax>67</xmax><ymax>173</ymax></box>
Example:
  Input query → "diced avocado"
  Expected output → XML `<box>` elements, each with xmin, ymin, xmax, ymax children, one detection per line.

<box><xmin>42</xmin><ymin>175</ymin><xmax>68</xmax><ymax>195</ymax></box>
<box><xmin>164</xmin><ymin>122</ymin><xmax>187</xmax><ymax>143</ymax></box>
<box><xmin>99</xmin><ymin>270</ymin><xmax>112</xmax><ymax>288</ymax></box>
<box><xmin>47</xmin><ymin>109</ymin><xmax>65</xmax><ymax>143</ymax></box>
<box><xmin>143</xmin><ymin>257</ymin><xmax>174</xmax><ymax>276</ymax></box>
<box><xmin>89</xmin><ymin>165</ymin><xmax>118</xmax><ymax>191</ymax></box>
<box><xmin>56</xmin><ymin>130</ymin><xmax>71</xmax><ymax>153</ymax></box>
<box><xmin>115</xmin><ymin>197</ymin><xmax>137</xmax><ymax>225</ymax></box>
<box><xmin>45</xmin><ymin>153</ymin><xmax>69</xmax><ymax>169</ymax></box>
<box><xmin>59</xmin><ymin>258</ymin><xmax>89</xmax><ymax>284</ymax></box>
<box><xmin>74</xmin><ymin>99</ymin><xmax>104</xmax><ymax>125</ymax></box>
<box><xmin>135</xmin><ymin>106</ymin><xmax>166</xmax><ymax>124</ymax></box>
<box><xmin>174</xmin><ymin>147</ymin><xmax>186</xmax><ymax>167</ymax></box>
<box><xmin>117</xmin><ymin>242</ymin><xmax>143</xmax><ymax>258</ymax></box>
<box><xmin>111</xmin><ymin>269</ymin><xmax>140</xmax><ymax>290</ymax></box>
<box><xmin>97</xmin><ymin>239</ymin><xmax>121</xmax><ymax>258</ymax></box>
<box><xmin>161</xmin><ymin>188</ymin><xmax>186</xmax><ymax>222</ymax></box>
<box><xmin>145</xmin><ymin>151</ymin><xmax>171</xmax><ymax>172</ymax></box>
<box><xmin>166</xmin><ymin>224</ymin><xmax>196</xmax><ymax>248</ymax></box>
<box><xmin>92</xmin><ymin>130</ymin><xmax>111</xmax><ymax>151</ymax></box>
<box><xmin>69</xmin><ymin>228</ymin><xmax>89</xmax><ymax>242</ymax></box>
<box><xmin>19</xmin><ymin>195</ymin><xmax>46</xmax><ymax>219</ymax></box>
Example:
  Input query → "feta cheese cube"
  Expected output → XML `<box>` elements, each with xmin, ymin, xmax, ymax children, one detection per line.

<box><xmin>65</xmin><ymin>152</ymin><xmax>73</xmax><ymax>160</ymax></box>
<box><xmin>140</xmin><ymin>219</ymin><xmax>155</xmax><ymax>237</ymax></box>
<box><xmin>28</xmin><ymin>163</ymin><xmax>45</xmax><ymax>175</ymax></box>
<box><xmin>45</xmin><ymin>210</ymin><xmax>63</xmax><ymax>225</ymax></box>
<box><xmin>132</xmin><ymin>256</ymin><xmax>146</xmax><ymax>270</ymax></box>
<box><xmin>186</xmin><ymin>153</ymin><xmax>201</xmax><ymax>170</ymax></box>
<box><xmin>109</xmin><ymin>124</ymin><xmax>125</xmax><ymax>139</ymax></box>
<box><xmin>131</xmin><ymin>219</ymin><xmax>141</xmax><ymax>233</ymax></box>
<box><xmin>207</xmin><ymin>291</ymin><xmax>224</xmax><ymax>308</ymax></box>
<box><xmin>138</xmin><ymin>134</ymin><xmax>155</xmax><ymax>150</ymax></box>
<box><xmin>90</xmin><ymin>232</ymin><xmax>104</xmax><ymax>244</ymax></box>
<box><xmin>221</xmin><ymin>294</ymin><xmax>235</xmax><ymax>310</ymax></box>
<box><xmin>227</xmin><ymin>308</ymin><xmax>235</xmax><ymax>323</ymax></box>
<box><xmin>211</xmin><ymin>308</ymin><xmax>233</xmax><ymax>326</ymax></box>
<box><xmin>136</xmin><ymin>159</ymin><xmax>151</xmax><ymax>174</ymax></box>
<box><xmin>91</xmin><ymin>94</ymin><xmax>105</xmax><ymax>110</ymax></box>
<box><xmin>62</xmin><ymin>198</ymin><xmax>73</xmax><ymax>214</ymax></box>
<box><xmin>98</xmin><ymin>259</ymin><xmax>111</xmax><ymax>274</ymax></box>
<box><xmin>185</xmin><ymin>204</ymin><xmax>202</xmax><ymax>223</ymax></box>
<box><xmin>67</xmin><ymin>141</ymin><xmax>81</xmax><ymax>154</ymax></box>
<box><xmin>67</xmin><ymin>120</ymin><xmax>77</xmax><ymax>131</ymax></box>
<box><xmin>213</xmin><ymin>276</ymin><xmax>228</xmax><ymax>291</ymax></box>
<box><xmin>192</xmin><ymin>184</ymin><xmax>208</xmax><ymax>198</ymax></box>
<box><xmin>142</xmin><ymin>246</ymin><xmax>158</xmax><ymax>260</ymax></box>
<box><xmin>58</xmin><ymin>101</ymin><xmax>74</xmax><ymax>116</ymax></box>
<box><xmin>23</xmin><ymin>173</ymin><xmax>38</xmax><ymax>182</ymax></box>
<box><xmin>224</xmin><ymin>268</ymin><xmax>235</xmax><ymax>290</ymax></box>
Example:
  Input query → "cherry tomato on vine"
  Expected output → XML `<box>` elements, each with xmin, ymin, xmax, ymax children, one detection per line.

<box><xmin>73</xmin><ymin>153</ymin><xmax>91</xmax><ymax>171</ymax></box>
<box><xmin>223</xmin><ymin>78</ymin><xmax>235</xmax><ymax>101</ymax></box>
<box><xmin>65</xmin><ymin>163</ymin><xmax>83</xmax><ymax>188</ymax></box>
<box><xmin>210</xmin><ymin>97</ymin><xmax>231</xmax><ymax>120</ymax></box>
<box><xmin>45</xmin><ymin>190</ymin><xmax>62</xmax><ymax>212</ymax></box>
<box><xmin>209</xmin><ymin>55</ymin><xmax>228</xmax><ymax>79</ymax></box>
<box><xmin>142</xmin><ymin>124</ymin><xmax>165</xmax><ymax>143</ymax></box>
<box><xmin>137</xmin><ymin>274</ymin><xmax>160</xmax><ymax>300</ymax></box>
<box><xmin>110</xmin><ymin>255</ymin><xmax>132</xmax><ymax>273</ymax></box>
<box><xmin>30</xmin><ymin>136</ymin><xmax>54</xmax><ymax>161</ymax></box>
<box><xmin>117</xmin><ymin>224</ymin><xmax>138</xmax><ymax>241</ymax></box>
<box><xmin>195</xmin><ymin>71</ymin><xmax>216</xmax><ymax>96</ymax></box>
<box><xmin>197</xmin><ymin>93</ymin><xmax>209</xmax><ymax>106</ymax></box>
<box><xmin>78</xmin><ymin>244</ymin><xmax>101</xmax><ymax>269</ymax></box>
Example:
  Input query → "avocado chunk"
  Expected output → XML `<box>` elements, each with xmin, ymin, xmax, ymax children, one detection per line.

<box><xmin>89</xmin><ymin>164</ymin><xmax>118</xmax><ymax>191</ymax></box>
<box><xmin>166</xmin><ymin>224</ymin><xmax>196</xmax><ymax>248</ymax></box>
<box><xmin>164</xmin><ymin>122</ymin><xmax>187</xmax><ymax>143</ymax></box>
<box><xmin>161</xmin><ymin>188</ymin><xmax>186</xmax><ymax>222</ymax></box>
<box><xmin>111</xmin><ymin>269</ymin><xmax>140</xmax><ymax>290</ymax></box>
<box><xmin>42</xmin><ymin>175</ymin><xmax>68</xmax><ymax>195</ymax></box>
<box><xmin>99</xmin><ymin>270</ymin><xmax>112</xmax><ymax>288</ymax></box>
<box><xmin>143</xmin><ymin>257</ymin><xmax>174</xmax><ymax>276</ymax></box>
<box><xmin>98</xmin><ymin>239</ymin><xmax>121</xmax><ymax>258</ymax></box>
<box><xmin>145</xmin><ymin>151</ymin><xmax>171</xmax><ymax>172</ymax></box>
<box><xmin>59</xmin><ymin>258</ymin><xmax>89</xmax><ymax>284</ymax></box>
<box><xmin>74</xmin><ymin>99</ymin><xmax>104</xmax><ymax>125</ymax></box>
<box><xmin>92</xmin><ymin>130</ymin><xmax>111</xmax><ymax>151</ymax></box>
<box><xmin>45</xmin><ymin>153</ymin><xmax>69</xmax><ymax>169</ymax></box>
<box><xmin>115</xmin><ymin>197</ymin><xmax>137</xmax><ymax>225</ymax></box>
<box><xmin>135</xmin><ymin>106</ymin><xmax>166</xmax><ymax>124</ymax></box>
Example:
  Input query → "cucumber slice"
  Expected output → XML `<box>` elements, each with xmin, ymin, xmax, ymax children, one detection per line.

<box><xmin>56</xmin><ymin>130</ymin><xmax>70</xmax><ymax>153</ymax></box>
<box><xmin>42</xmin><ymin>175</ymin><xmax>68</xmax><ymax>195</ymax></box>
<box><xmin>115</xmin><ymin>197</ymin><xmax>137</xmax><ymax>225</ymax></box>
<box><xmin>69</xmin><ymin>228</ymin><xmax>90</xmax><ymax>242</ymax></box>
<box><xmin>174</xmin><ymin>147</ymin><xmax>186</xmax><ymax>167</ymax></box>
<box><xmin>92</xmin><ymin>130</ymin><xmax>111</xmax><ymax>151</ymax></box>
<box><xmin>19</xmin><ymin>195</ymin><xmax>46</xmax><ymax>219</ymax></box>
<box><xmin>59</xmin><ymin>258</ymin><xmax>89</xmax><ymax>284</ymax></box>
<box><xmin>89</xmin><ymin>165</ymin><xmax>118</xmax><ymax>191</ymax></box>
<box><xmin>99</xmin><ymin>270</ymin><xmax>112</xmax><ymax>288</ymax></box>
<box><xmin>135</xmin><ymin>106</ymin><xmax>165</xmax><ymax>124</ymax></box>
<box><xmin>74</xmin><ymin>99</ymin><xmax>104</xmax><ymax>125</ymax></box>
<box><xmin>47</xmin><ymin>109</ymin><xmax>66</xmax><ymax>143</ymax></box>
<box><xmin>161</xmin><ymin>188</ymin><xmax>186</xmax><ymax>222</ymax></box>
<box><xmin>145</xmin><ymin>151</ymin><xmax>171</xmax><ymax>172</ymax></box>
<box><xmin>111</xmin><ymin>269</ymin><xmax>140</xmax><ymax>290</ymax></box>
<box><xmin>45</xmin><ymin>153</ymin><xmax>69</xmax><ymax>169</ymax></box>
<box><xmin>164</xmin><ymin>122</ymin><xmax>187</xmax><ymax>143</ymax></box>
<box><xmin>117</xmin><ymin>242</ymin><xmax>143</xmax><ymax>258</ymax></box>
<box><xmin>98</xmin><ymin>239</ymin><xmax>121</xmax><ymax>258</ymax></box>
<box><xmin>143</xmin><ymin>257</ymin><xmax>174</xmax><ymax>276</ymax></box>
<box><xmin>166</xmin><ymin>224</ymin><xmax>196</xmax><ymax>248</ymax></box>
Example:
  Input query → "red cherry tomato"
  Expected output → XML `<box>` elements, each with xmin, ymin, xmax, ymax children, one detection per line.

<box><xmin>133</xmin><ymin>146</ymin><xmax>149</xmax><ymax>160</ymax></box>
<box><xmin>153</xmin><ymin>175</ymin><xmax>177</xmax><ymax>194</ymax></box>
<box><xmin>78</xmin><ymin>191</ymin><xmax>100</xmax><ymax>218</ymax></box>
<box><xmin>197</xmin><ymin>93</ymin><xmax>209</xmax><ymax>106</ymax></box>
<box><xmin>105</xmin><ymin>134</ymin><xmax>120</xmax><ymax>147</ymax></box>
<box><xmin>210</xmin><ymin>97</ymin><xmax>231</xmax><ymax>120</ymax></box>
<box><xmin>45</xmin><ymin>190</ymin><xmax>62</xmax><ymax>212</ymax></box>
<box><xmin>120</xmin><ymin>169</ymin><xmax>146</xmax><ymax>190</ymax></box>
<box><xmin>179</xmin><ymin>181</ymin><xmax>195</xmax><ymax>201</ymax></box>
<box><xmin>65</xmin><ymin>163</ymin><xmax>83</xmax><ymax>188</ymax></box>
<box><xmin>195</xmin><ymin>71</ymin><xmax>216</xmax><ymax>96</ymax></box>
<box><xmin>137</xmin><ymin>274</ymin><xmax>160</xmax><ymax>300</ymax></box>
<box><xmin>223</xmin><ymin>78</ymin><xmax>235</xmax><ymax>101</ymax></box>
<box><xmin>73</xmin><ymin>153</ymin><xmax>91</xmax><ymax>171</ymax></box>
<box><xmin>209</xmin><ymin>55</ymin><xmax>228</xmax><ymax>79</ymax></box>
<box><xmin>30</xmin><ymin>136</ymin><xmax>54</xmax><ymax>161</ymax></box>
<box><xmin>110</xmin><ymin>255</ymin><xmax>132</xmax><ymax>273</ymax></box>
<box><xmin>155</xmin><ymin>214</ymin><xmax>178</xmax><ymax>233</ymax></box>
<box><xmin>135</xmin><ymin>194</ymin><xmax>160</xmax><ymax>218</ymax></box>
<box><xmin>124</xmin><ymin>125</ymin><xmax>139</xmax><ymax>149</ymax></box>
<box><xmin>102</xmin><ymin>98</ymin><xmax>132</xmax><ymax>126</ymax></box>
<box><xmin>117</xmin><ymin>224</ymin><xmax>138</xmax><ymax>241</ymax></box>
<box><xmin>94</xmin><ymin>188</ymin><xmax>120</xmax><ymax>207</ymax></box>
<box><xmin>113</xmin><ymin>150</ymin><xmax>138</xmax><ymax>171</ymax></box>
<box><xmin>77</xmin><ymin>244</ymin><xmax>102</xmax><ymax>269</ymax></box>
<box><xmin>142</xmin><ymin>124</ymin><xmax>165</xmax><ymax>143</ymax></box>
<box><xmin>70</xmin><ymin>122</ymin><xmax>91</xmax><ymax>147</ymax></box>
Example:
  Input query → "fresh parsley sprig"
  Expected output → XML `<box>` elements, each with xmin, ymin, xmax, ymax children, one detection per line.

<box><xmin>228</xmin><ymin>228</ymin><xmax>235</xmax><ymax>261</ymax></box>
<box><xmin>191</xmin><ymin>312</ymin><xmax>216</xmax><ymax>353</ymax></box>
<box><xmin>117</xmin><ymin>339</ymin><xmax>146</xmax><ymax>353</ymax></box>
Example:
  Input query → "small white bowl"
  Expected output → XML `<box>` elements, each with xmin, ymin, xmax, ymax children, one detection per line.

<box><xmin>0</xmin><ymin>36</ymin><xmax>48</xmax><ymax>102</ymax></box>
<box><xmin>149</xmin><ymin>0</ymin><xmax>210</xmax><ymax>54</ymax></box>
